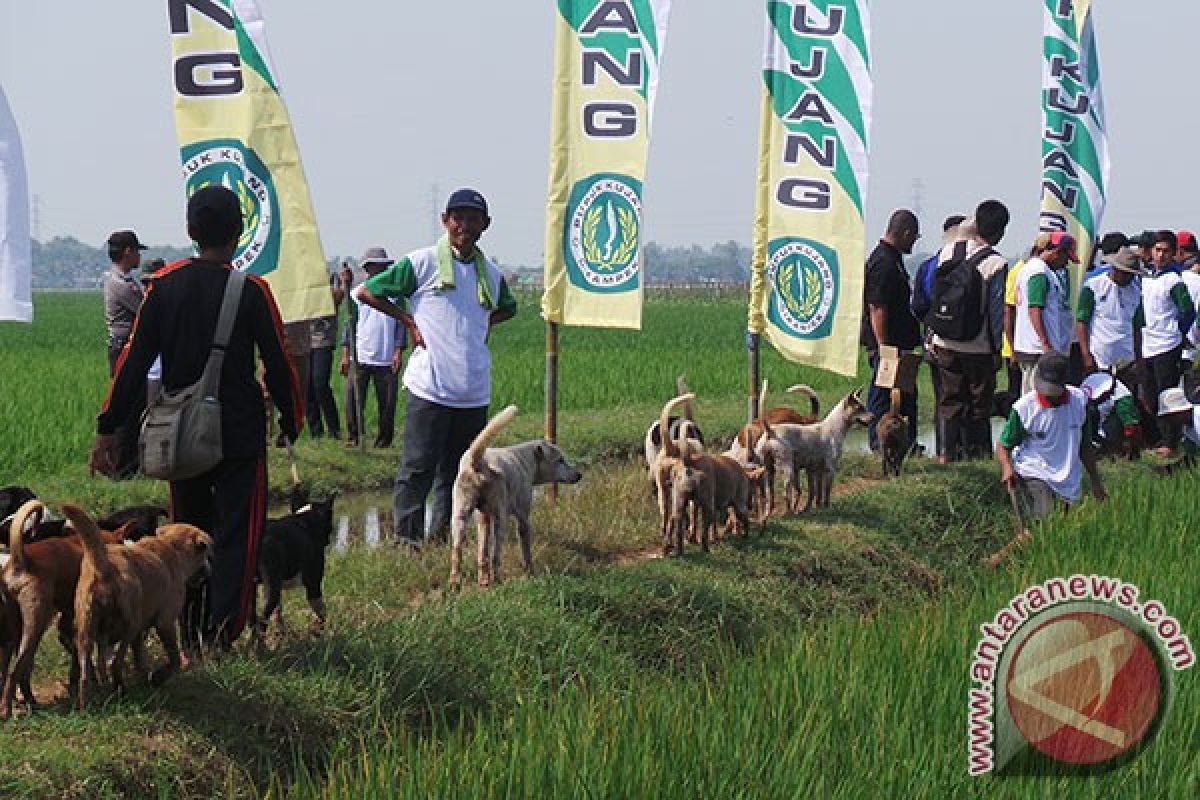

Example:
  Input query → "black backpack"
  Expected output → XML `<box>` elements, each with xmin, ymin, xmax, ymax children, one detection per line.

<box><xmin>926</xmin><ymin>241</ymin><xmax>995</xmax><ymax>342</ymax></box>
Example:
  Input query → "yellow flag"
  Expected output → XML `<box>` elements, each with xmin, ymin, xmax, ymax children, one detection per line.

<box><xmin>542</xmin><ymin>1</ymin><xmax>673</xmax><ymax>330</ymax></box>
<box><xmin>748</xmin><ymin>2</ymin><xmax>872</xmax><ymax>377</ymax></box>
<box><xmin>168</xmin><ymin>0</ymin><xmax>331</xmax><ymax>323</ymax></box>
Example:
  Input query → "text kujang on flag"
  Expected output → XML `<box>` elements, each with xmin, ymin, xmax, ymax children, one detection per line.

<box><xmin>168</xmin><ymin>0</ymin><xmax>331</xmax><ymax>323</ymax></box>
<box><xmin>542</xmin><ymin>0</ymin><xmax>672</xmax><ymax>330</ymax></box>
<box><xmin>0</xmin><ymin>84</ymin><xmax>32</xmax><ymax>324</ymax></box>
<box><xmin>748</xmin><ymin>1</ymin><xmax>872</xmax><ymax>378</ymax></box>
<box><xmin>1040</xmin><ymin>0</ymin><xmax>1109</xmax><ymax>296</ymax></box>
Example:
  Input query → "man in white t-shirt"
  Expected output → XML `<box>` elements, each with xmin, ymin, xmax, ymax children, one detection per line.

<box><xmin>1013</xmin><ymin>232</ymin><xmax>1078</xmax><ymax>393</ymax></box>
<box><xmin>341</xmin><ymin>248</ymin><xmax>406</xmax><ymax>448</ymax></box>
<box><xmin>997</xmin><ymin>353</ymin><xmax>1106</xmax><ymax>520</ymax></box>
<box><xmin>1139</xmin><ymin>230</ymin><xmax>1195</xmax><ymax>446</ymax></box>
<box><xmin>1075</xmin><ymin>245</ymin><xmax>1144</xmax><ymax>394</ymax></box>
<box><xmin>356</xmin><ymin>189</ymin><xmax>518</xmax><ymax>545</ymax></box>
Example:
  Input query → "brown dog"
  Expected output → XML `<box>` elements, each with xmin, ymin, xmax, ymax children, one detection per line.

<box><xmin>68</xmin><ymin>505</ymin><xmax>211</xmax><ymax>710</ymax></box>
<box><xmin>1</xmin><ymin>500</ymin><xmax>129</xmax><ymax>718</ymax></box>
<box><xmin>876</xmin><ymin>388</ymin><xmax>911</xmax><ymax>478</ymax></box>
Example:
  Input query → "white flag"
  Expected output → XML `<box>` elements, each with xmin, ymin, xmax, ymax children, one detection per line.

<box><xmin>0</xmin><ymin>84</ymin><xmax>32</xmax><ymax>323</ymax></box>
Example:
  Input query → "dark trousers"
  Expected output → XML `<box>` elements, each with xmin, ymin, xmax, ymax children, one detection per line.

<box><xmin>927</xmin><ymin>354</ymin><xmax>945</xmax><ymax>458</ymax></box>
<box><xmin>306</xmin><ymin>347</ymin><xmax>340</xmax><ymax>438</ymax></box>
<box><xmin>345</xmin><ymin>364</ymin><xmax>398</xmax><ymax>445</ymax></box>
<box><xmin>866</xmin><ymin>350</ymin><xmax>917</xmax><ymax>451</ymax></box>
<box><xmin>933</xmin><ymin>347</ymin><xmax>996</xmax><ymax>461</ymax></box>
<box><xmin>107</xmin><ymin>345</ymin><xmax>145</xmax><ymax>479</ymax></box>
<box><xmin>170</xmin><ymin>456</ymin><xmax>266</xmax><ymax>647</ymax></box>
<box><xmin>1142</xmin><ymin>345</ymin><xmax>1183</xmax><ymax>446</ymax></box>
<box><xmin>392</xmin><ymin>392</ymin><xmax>488</xmax><ymax>543</ymax></box>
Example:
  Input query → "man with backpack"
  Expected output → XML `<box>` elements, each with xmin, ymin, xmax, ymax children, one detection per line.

<box><xmin>861</xmin><ymin>209</ymin><xmax>922</xmax><ymax>451</ymax></box>
<box><xmin>927</xmin><ymin>200</ymin><xmax>1010</xmax><ymax>462</ymax></box>
<box><xmin>911</xmin><ymin>214</ymin><xmax>966</xmax><ymax>460</ymax></box>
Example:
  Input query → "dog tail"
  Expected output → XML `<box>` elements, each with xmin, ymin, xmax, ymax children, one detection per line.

<box><xmin>659</xmin><ymin>393</ymin><xmax>694</xmax><ymax>459</ymax></box>
<box><xmin>465</xmin><ymin>405</ymin><xmax>518</xmax><ymax>472</ymax></box>
<box><xmin>676</xmin><ymin>375</ymin><xmax>695</xmax><ymax>421</ymax></box>
<box><xmin>785</xmin><ymin>384</ymin><xmax>820</xmax><ymax>416</ymax></box>
<box><xmin>61</xmin><ymin>504</ymin><xmax>112</xmax><ymax>576</ymax></box>
<box><xmin>5</xmin><ymin>499</ymin><xmax>45</xmax><ymax>573</ymax></box>
<box><xmin>889</xmin><ymin>388</ymin><xmax>902</xmax><ymax>415</ymax></box>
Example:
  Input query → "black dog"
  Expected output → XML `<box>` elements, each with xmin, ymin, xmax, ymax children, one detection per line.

<box><xmin>253</xmin><ymin>490</ymin><xmax>338</xmax><ymax>636</ymax></box>
<box><xmin>0</xmin><ymin>490</ymin><xmax>167</xmax><ymax>545</ymax></box>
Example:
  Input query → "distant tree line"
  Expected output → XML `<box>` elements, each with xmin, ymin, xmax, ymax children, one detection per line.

<box><xmin>31</xmin><ymin>236</ymin><xmax>754</xmax><ymax>289</ymax></box>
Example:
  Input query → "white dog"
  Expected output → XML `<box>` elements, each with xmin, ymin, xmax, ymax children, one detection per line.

<box><xmin>449</xmin><ymin>406</ymin><xmax>583</xmax><ymax>588</ymax></box>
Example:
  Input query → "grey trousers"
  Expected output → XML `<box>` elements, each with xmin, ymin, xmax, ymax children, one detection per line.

<box><xmin>392</xmin><ymin>392</ymin><xmax>488</xmax><ymax>543</ymax></box>
<box><xmin>1017</xmin><ymin>477</ymin><xmax>1060</xmax><ymax>521</ymax></box>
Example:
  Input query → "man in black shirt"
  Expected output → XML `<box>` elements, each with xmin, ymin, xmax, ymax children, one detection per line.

<box><xmin>90</xmin><ymin>186</ymin><xmax>301</xmax><ymax>649</ymax></box>
<box><xmin>862</xmin><ymin>209</ymin><xmax>922</xmax><ymax>450</ymax></box>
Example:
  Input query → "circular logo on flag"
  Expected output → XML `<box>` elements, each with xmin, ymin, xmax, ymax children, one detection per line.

<box><xmin>563</xmin><ymin>173</ymin><xmax>642</xmax><ymax>293</ymax></box>
<box><xmin>766</xmin><ymin>238</ymin><xmax>839</xmax><ymax>339</ymax></box>
<box><xmin>181</xmin><ymin>140</ymin><xmax>281</xmax><ymax>275</ymax></box>
<box><xmin>1005</xmin><ymin>609</ymin><xmax>1168</xmax><ymax>767</ymax></box>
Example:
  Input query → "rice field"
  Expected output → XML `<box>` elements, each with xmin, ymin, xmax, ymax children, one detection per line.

<box><xmin>0</xmin><ymin>291</ymin><xmax>1195</xmax><ymax>799</ymax></box>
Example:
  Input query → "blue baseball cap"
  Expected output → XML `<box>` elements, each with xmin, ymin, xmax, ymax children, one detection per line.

<box><xmin>445</xmin><ymin>188</ymin><xmax>489</xmax><ymax>216</ymax></box>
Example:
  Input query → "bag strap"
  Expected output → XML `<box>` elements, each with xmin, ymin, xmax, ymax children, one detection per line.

<box><xmin>197</xmin><ymin>268</ymin><xmax>247</xmax><ymax>399</ymax></box>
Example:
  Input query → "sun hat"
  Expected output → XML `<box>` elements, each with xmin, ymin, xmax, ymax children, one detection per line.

<box><xmin>359</xmin><ymin>247</ymin><xmax>394</xmax><ymax>268</ymax></box>
<box><xmin>1157</xmin><ymin>387</ymin><xmax>1193</xmax><ymax>416</ymax></box>
<box><xmin>1103</xmin><ymin>246</ymin><xmax>1146</xmax><ymax>276</ymax></box>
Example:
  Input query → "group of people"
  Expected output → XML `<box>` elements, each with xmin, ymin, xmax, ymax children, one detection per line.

<box><xmin>863</xmin><ymin>200</ymin><xmax>1200</xmax><ymax>518</ymax></box>
<box><xmin>91</xmin><ymin>186</ymin><xmax>517</xmax><ymax>648</ymax></box>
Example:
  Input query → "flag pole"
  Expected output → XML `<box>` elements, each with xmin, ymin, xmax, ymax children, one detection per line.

<box><xmin>747</xmin><ymin>332</ymin><xmax>761</xmax><ymax>424</ymax></box>
<box><xmin>545</xmin><ymin>319</ymin><xmax>559</xmax><ymax>502</ymax></box>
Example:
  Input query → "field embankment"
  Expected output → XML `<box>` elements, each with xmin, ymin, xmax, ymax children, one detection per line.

<box><xmin>0</xmin><ymin>292</ymin><xmax>1194</xmax><ymax>798</ymax></box>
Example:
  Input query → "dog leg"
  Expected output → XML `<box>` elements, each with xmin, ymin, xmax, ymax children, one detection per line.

<box><xmin>515</xmin><ymin>514</ymin><xmax>535</xmax><ymax>576</ymax></box>
<box><xmin>449</xmin><ymin>509</ymin><xmax>471</xmax><ymax>589</ymax></box>
<box><xmin>150</xmin><ymin>621</ymin><xmax>182</xmax><ymax>687</ymax></box>
<box><xmin>475</xmin><ymin>512</ymin><xmax>492</xmax><ymax>588</ymax></box>
<box><xmin>261</xmin><ymin>580</ymin><xmax>284</xmax><ymax>637</ymax></box>
<box><xmin>6</xmin><ymin>605</ymin><xmax>52</xmax><ymax>716</ymax></box>
<box><xmin>490</xmin><ymin>516</ymin><xmax>505</xmax><ymax>585</ymax></box>
<box><xmin>307</xmin><ymin>595</ymin><xmax>327</xmax><ymax>632</ymax></box>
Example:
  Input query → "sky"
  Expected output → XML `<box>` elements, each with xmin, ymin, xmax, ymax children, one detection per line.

<box><xmin>3</xmin><ymin>2</ymin><xmax>1200</xmax><ymax>266</ymax></box>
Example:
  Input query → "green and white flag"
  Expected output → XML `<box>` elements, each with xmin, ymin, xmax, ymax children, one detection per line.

<box><xmin>0</xmin><ymin>84</ymin><xmax>32</xmax><ymax>323</ymax></box>
<box><xmin>748</xmin><ymin>1</ymin><xmax>872</xmax><ymax>378</ymax></box>
<box><xmin>168</xmin><ymin>0</ymin><xmax>332</xmax><ymax>323</ymax></box>
<box><xmin>1040</xmin><ymin>0</ymin><xmax>1108</xmax><ymax>292</ymax></box>
<box><xmin>542</xmin><ymin>0</ymin><xmax>672</xmax><ymax>330</ymax></box>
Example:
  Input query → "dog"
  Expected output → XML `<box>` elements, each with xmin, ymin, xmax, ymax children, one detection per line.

<box><xmin>449</xmin><ymin>406</ymin><xmax>583</xmax><ymax>588</ymax></box>
<box><xmin>644</xmin><ymin>376</ymin><xmax>704</xmax><ymax>471</ymax></box>
<box><xmin>68</xmin><ymin>504</ymin><xmax>212</xmax><ymax>710</ymax></box>
<box><xmin>650</xmin><ymin>393</ymin><xmax>702</xmax><ymax>543</ymax></box>
<box><xmin>876</xmin><ymin>388</ymin><xmax>911</xmax><ymax>478</ymax></box>
<box><xmin>1</xmin><ymin>500</ymin><xmax>131</xmax><ymax>717</ymax></box>
<box><xmin>0</xmin><ymin>582</ymin><xmax>20</xmax><ymax>717</ymax></box>
<box><xmin>253</xmin><ymin>491</ymin><xmax>338</xmax><ymax>636</ymax></box>
<box><xmin>0</xmin><ymin>486</ymin><xmax>37</xmax><ymax>545</ymax></box>
<box><xmin>0</xmin><ymin>493</ymin><xmax>167</xmax><ymax>546</ymax></box>
<box><xmin>728</xmin><ymin>382</ymin><xmax>822</xmax><ymax>516</ymax></box>
<box><xmin>658</xmin><ymin>397</ymin><xmax>764</xmax><ymax>555</ymax></box>
<box><xmin>756</xmin><ymin>390</ymin><xmax>873</xmax><ymax>512</ymax></box>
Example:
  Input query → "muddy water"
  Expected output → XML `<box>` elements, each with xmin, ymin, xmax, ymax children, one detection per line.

<box><xmin>842</xmin><ymin>418</ymin><xmax>1006</xmax><ymax>456</ymax></box>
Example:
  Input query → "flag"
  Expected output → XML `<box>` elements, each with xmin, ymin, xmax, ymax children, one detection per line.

<box><xmin>748</xmin><ymin>1</ymin><xmax>872</xmax><ymax>378</ymax></box>
<box><xmin>1040</xmin><ymin>0</ymin><xmax>1109</xmax><ymax>294</ymax></box>
<box><xmin>0</xmin><ymin>84</ymin><xmax>32</xmax><ymax>324</ymax></box>
<box><xmin>542</xmin><ymin>0</ymin><xmax>672</xmax><ymax>330</ymax></box>
<box><xmin>168</xmin><ymin>0</ymin><xmax>331</xmax><ymax>322</ymax></box>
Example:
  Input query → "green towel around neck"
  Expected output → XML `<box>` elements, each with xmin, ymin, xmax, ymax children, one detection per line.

<box><xmin>436</xmin><ymin>235</ymin><xmax>495</xmax><ymax>310</ymax></box>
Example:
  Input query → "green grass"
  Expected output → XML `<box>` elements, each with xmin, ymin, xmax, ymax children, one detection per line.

<box><xmin>1</xmin><ymin>291</ymin><xmax>1194</xmax><ymax>798</ymax></box>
